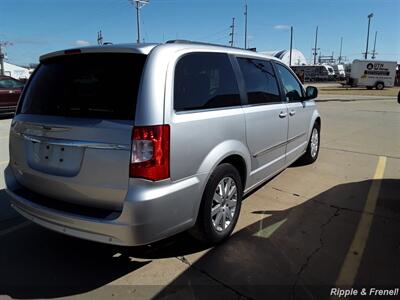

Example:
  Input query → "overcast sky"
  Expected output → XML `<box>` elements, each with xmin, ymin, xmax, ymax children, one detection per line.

<box><xmin>1</xmin><ymin>0</ymin><xmax>399</xmax><ymax>65</ymax></box>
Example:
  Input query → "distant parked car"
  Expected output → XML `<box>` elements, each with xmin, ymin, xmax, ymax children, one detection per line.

<box><xmin>0</xmin><ymin>76</ymin><xmax>24</xmax><ymax>113</ymax></box>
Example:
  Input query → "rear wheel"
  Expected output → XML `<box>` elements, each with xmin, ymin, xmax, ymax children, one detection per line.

<box><xmin>190</xmin><ymin>163</ymin><xmax>242</xmax><ymax>244</ymax></box>
<box><xmin>376</xmin><ymin>82</ymin><xmax>384</xmax><ymax>90</ymax></box>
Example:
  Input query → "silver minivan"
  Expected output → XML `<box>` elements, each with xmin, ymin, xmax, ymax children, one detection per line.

<box><xmin>5</xmin><ymin>41</ymin><xmax>321</xmax><ymax>245</ymax></box>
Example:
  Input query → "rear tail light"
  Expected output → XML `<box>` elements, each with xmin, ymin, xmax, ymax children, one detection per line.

<box><xmin>129</xmin><ymin>125</ymin><xmax>170</xmax><ymax>181</ymax></box>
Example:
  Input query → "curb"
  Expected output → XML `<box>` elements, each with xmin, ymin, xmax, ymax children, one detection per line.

<box><xmin>315</xmin><ymin>96</ymin><xmax>396</xmax><ymax>102</ymax></box>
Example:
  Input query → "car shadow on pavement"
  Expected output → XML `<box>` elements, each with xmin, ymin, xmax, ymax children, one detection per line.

<box><xmin>0</xmin><ymin>179</ymin><xmax>399</xmax><ymax>299</ymax></box>
<box><xmin>151</xmin><ymin>179</ymin><xmax>400</xmax><ymax>300</ymax></box>
<box><xmin>0</xmin><ymin>188</ymin><xmax>152</xmax><ymax>299</ymax></box>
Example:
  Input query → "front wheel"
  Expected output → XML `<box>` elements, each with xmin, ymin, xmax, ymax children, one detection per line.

<box><xmin>190</xmin><ymin>163</ymin><xmax>242</xmax><ymax>244</ymax></box>
<box><xmin>298</xmin><ymin>123</ymin><xmax>320</xmax><ymax>164</ymax></box>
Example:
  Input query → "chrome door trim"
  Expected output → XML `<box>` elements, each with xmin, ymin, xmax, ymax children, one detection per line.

<box><xmin>253</xmin><ymin>140</ymin><xmax>287</xmax><ymax>158</ymax></box>
<box><xmin>22</xmin><ymin>134</ymin><xmax>130</xmax><ymax>151</ymax></box>
<box><xmin>287</xmin><ymin>131</ymin><xmax>307</xmax><ymax>143</ymax></box>
<box><xmin>252</xmin><ymin>131</ymin><xmax>307</xmax><ymax>158</ymax></box>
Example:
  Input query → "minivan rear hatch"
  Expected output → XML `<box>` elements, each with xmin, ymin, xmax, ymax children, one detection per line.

<box><xmin>10</xmin><ymin>52</ymin><xmax>147</xmax><ymax>211</ymax></box>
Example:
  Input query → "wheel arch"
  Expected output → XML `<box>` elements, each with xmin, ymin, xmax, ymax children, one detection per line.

<box><xmin>308</xmin><ymin>110</ymin><xmax>322</xmax><ymax>140</ymax></box>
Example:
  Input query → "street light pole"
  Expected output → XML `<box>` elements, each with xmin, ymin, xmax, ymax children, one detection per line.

<box><xmin>371</xmin><ymin>31</ymin><xmax>378</xmax><ymax>59</ymax></box>
<box><xmin>136</xmin><ymin>1</ymin><xmax>140</xmax><ymax>43</ymax></box>
<box><xmin>129</xmin><ymin>0</ymin><xmax>149</xmax><ymax>44</ymax></box>
<box><xmin>312</xmin><ymin>26</ymin><xmax>319</xmax><ymax>65</ymax></box>
<box><xmin>364</xmin><ymin>13</ymin><xmax>373</xmax><ymax>59</ymax></box>
<box><xmin>244</xmin><ymin>1</ymin><xmax>248</xmax><ymax>49</ymax></box>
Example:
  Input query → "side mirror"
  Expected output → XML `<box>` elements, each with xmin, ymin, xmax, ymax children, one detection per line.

<box><xmin>305</xmin><ymin>86</ymin><xmax>318</xmax><ymax>100</ymax></box>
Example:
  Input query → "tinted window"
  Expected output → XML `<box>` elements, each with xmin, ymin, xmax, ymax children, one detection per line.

<box><xmin>174</xmin><ymin>53</ymin><xmax>240</xmax><ymax>111</ymax></box>
<box><xmin>237</xmin><ymin>58</ymin><xmax>280</xmax><ymax>105</ymax></box>
<box><xmin>275</xmin><ymin>63</ymin><xmax>304</xmax><ymax>102</ymax></box>
<box><xmin>20</xmin><ymin>53</ymin><xmax>146</xmax><ymax>120</ymax></box>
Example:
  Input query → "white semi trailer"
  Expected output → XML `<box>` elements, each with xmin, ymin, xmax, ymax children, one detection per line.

<box><xmin>347</xmin><ymin>60</ymin><xmax>397</xmax><ymax>90</ymax></box>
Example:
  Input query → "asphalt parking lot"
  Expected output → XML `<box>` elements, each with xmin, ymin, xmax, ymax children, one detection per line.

<box><xmin>0</xmin><ymin>97</ymin><xmax>399</xmax><ymax>300</ymax></box>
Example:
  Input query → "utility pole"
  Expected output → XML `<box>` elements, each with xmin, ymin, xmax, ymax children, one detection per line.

<box><xmin>312</xmin><ymin>26</ymin><xmax>320</xmax><ymax>65</ymax></box>
<box><xmin>371</xmin><ymin>31</ymin><xmax>378</xmax><ymax>59</ymax></box>
<box><xmin>289</xmin><ymin>26</ymin><xmax>293</xmax><ymax>66</ymax></box>
<box><xmin>338</xmin><ymin>37</ymin><xmax>343</xmax><ymax>64</ymax></box>
<box><xmin>364</xmin><ymin>13</ymin><xmax>373</xmax><ymax>59</ymax></box>
<box><xmin>229</xmin><ymin>17</ymin><xmax>235</xmax><ymax>47</ymax></box>
<box><xmin>97</xmin><ymin>30</ymin><xmax>103</xmax><ymax>45</ymax></box>
<box><xmin>244</xmin><ymin>1</ymin><xmax>248</xmax><ymax>49</ymax></box>
<box><xmin>0</xmin><ymin>41</ymin><xmax>12</xmax><ymax>76</ymax></box>
<box><xmin>0</xmin><ymin>46</ymin><xmax>4</xmax><ymax>76</ymax></box>
<box><xmin>129</xmin><ymin>0</ymin><xmax>149</xmax><ymax>43</ymax></box>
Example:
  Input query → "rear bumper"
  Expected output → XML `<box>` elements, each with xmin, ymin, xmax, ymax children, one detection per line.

<box><xmin>4</xmin><ymin>166</ymin><xmax>204</xmax><ymax>246</ymax></box>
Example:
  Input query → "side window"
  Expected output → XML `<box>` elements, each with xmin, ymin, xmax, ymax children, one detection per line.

<box><xmin>275</xmin><ymin>63</ymin><xmax>304</xmax><ymax>102</ymax></box>
<box><xmin>174</xmin><ymin>53</ymin><xmax>241</xmax><ymax>111</ymax></box>
<box><xmin>237</xmin><ymin>58</ymin><xmax>281</xmax><ymax>105</ymax></box>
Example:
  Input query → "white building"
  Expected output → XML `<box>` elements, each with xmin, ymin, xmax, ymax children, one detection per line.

<box><xmin>261</xmin><ymin>49</ymin><xmax>308</xmax><ymax>66</ymax></box>
<box><xmin>1</xmin><ymin>62</ymin><xmax>30</xmax><ymax>79</ymax></box>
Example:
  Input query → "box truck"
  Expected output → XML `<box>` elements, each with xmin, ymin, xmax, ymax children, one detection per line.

<box><xmin>347</xmin><ymin>60</ymin><xmax>397</xmax><ymax>90</ymax></box>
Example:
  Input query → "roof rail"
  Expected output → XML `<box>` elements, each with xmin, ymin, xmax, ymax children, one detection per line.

<box><xmin>165</xmin><ymin>39</ymin><xmax>247</xmax><ymax>51</ymax></box>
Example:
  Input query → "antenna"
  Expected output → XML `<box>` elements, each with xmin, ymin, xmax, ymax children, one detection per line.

<box><xmin>129</xmin><ymin>0</ymin><xmax>150</xmax><ymax>43</ymax></box>
<box><xmin>97</xmin><ymin>30</ymin><xmax>103</xmax><ymax>45</ymax></box>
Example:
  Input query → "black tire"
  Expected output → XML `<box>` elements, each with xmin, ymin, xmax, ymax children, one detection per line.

<box><xmin>190</xmin><ymin>163</ymin><xmax>243</xmax><ymax>244</ymax></box>
<box><xmin>298</xmin><ymin>122</ymin><xmax>320</xmax><ymax>165</ymax></box>
<box><xmin>376</xmin><ymin>82</ymin><xmax>384</xmax><ymax>90</ymax></box>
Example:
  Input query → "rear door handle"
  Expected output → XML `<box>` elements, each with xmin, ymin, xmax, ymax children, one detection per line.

<box><xmin>279</xmin><ymin>112</ymin><xmax>287</xmax><ymax>118</ymax></box>
<box><xmin>289</xmin><ymin>110</ymin><xmax>296</xmax><ymax>116</ymax></box>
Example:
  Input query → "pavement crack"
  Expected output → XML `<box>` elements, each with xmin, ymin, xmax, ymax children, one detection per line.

<box><xmin>291</xmin><ymin>207</ymin><xmax>341</xmax><ymax>299</ymax></box>
<box><xmin>314</xmin><ymin>200</ymin><xmax>400</xmax><ymax>223</ymax></box>
<box><xmin>176</xmin><ymin>256</ymin><xmax>252</xmax><ymax>300</ymax></box>
<box><xmin>272</xmin><ymin>186</ymin><xmax>301</xmax><ymax>197</ymax></box>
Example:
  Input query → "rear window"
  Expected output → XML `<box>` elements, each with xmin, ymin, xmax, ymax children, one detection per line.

<box><xmin>20</xmin><ymin>53</ymin><xmax>147</xmax><ymax>120</ymax></box>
